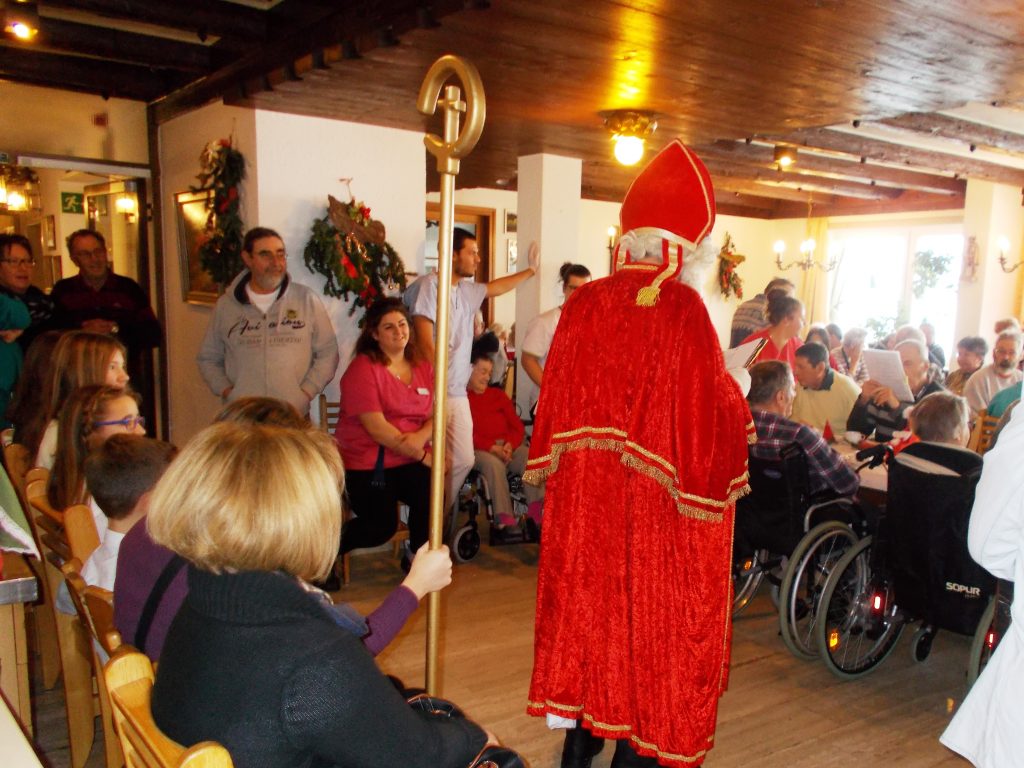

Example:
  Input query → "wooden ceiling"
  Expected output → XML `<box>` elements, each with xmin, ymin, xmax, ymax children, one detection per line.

<box><xmin>5</xmin><ymin>0</ymin><xmax>1024</xmax><ymax>218</ymax></box>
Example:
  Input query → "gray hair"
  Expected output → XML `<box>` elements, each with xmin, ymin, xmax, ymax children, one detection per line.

<box><xmin>996</xmin><ymin>330</ymin><xmax>1023</xmax><ymax>350</ymax></box>
<box><xmin>842</xmin><ymin>327</ymin><xmax>868</xmax><ymax>348</ymax></box>
<box><xmin>895</xmin><ymin>338</ymin><xmax>928</xmax><ymax>362</ymax></box>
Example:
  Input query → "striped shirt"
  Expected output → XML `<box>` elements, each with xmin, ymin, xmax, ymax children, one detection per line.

<box><xmin>750</xmin><ymin>409</ymin><xmax>859</xmax><ymax>497</ymax></box>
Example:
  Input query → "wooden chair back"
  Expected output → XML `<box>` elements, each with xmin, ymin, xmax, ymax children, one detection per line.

<box><xmin>967</xmin><ymin>409</ymin><xmax>1001</xmax><ymax>455</ymax></box>
<box><xmin>105</xmin><ymin>649</ymin><xmax>234</xmax><ymax>768</ymax></box>
<box><xmin>3</xmin><ymin>441</ymin><xmax>32</xmax><ymax>496</ymax></box>
<box><xmin>29</xmin><ymin>484</ymin><xmax>103</xmax><ymax>768</ymax></box>
<box><xmin>317</xmin><ymin>393</ymin><xmax>341</xmax><ymax>434</ymax></box>
<box><xmin>85</xmin><ymin>586</ymin><xmax>122</xmax><ymax>656</ymax></box>
<box><xmin>63</xmin><ymin>560</ymin><xmax>123</xmax><ymax>768</ymax></box>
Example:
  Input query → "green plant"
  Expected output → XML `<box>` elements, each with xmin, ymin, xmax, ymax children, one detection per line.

<box><xmin>912</xmin><ymin>249</ymin><xmax>952</xmax><ymax>299</ymax></box>
<box><xmin>303</xmin><ymin>195</ymin><xmax>406</xmax><ymax>316</ymax></box>
<box><xmin>191</xmin><ymin>139</ymin><xmax>246</xmax><ymax>286</ymax></box>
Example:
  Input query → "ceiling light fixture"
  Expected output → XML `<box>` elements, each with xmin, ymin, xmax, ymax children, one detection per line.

<box><xmin>773</xmin><ymin>145</ymin><xmax>797</xmax><ymax>169</ymax></box>
<box><xmin>3</xmin><ymin>0</ymin><xmax>39</xmax><ymax>41</ymax></box>
<box><xmin>601</xmin><ymin>110</ymin><xmax>657</xmax><ymax>167</ymax></box>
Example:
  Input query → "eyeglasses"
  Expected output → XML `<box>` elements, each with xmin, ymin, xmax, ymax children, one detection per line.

<box><xmin>1</xmin><ymin>258</ymin><xmax>35</xmax><ymax>268</ymax></box>
<box><xmin>93</xmin><ymin>415</ymin><xmax>145</xmax><ymax>431</ymax></box>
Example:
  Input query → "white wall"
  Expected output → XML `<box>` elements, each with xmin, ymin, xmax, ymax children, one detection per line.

<box><xmin>0</xmin><ymin>82</ymin><xmax>148</xmax><ymax>163</ymax></box>
<box><xmin>158</xmin><ymin>102</ymin><xmax>259</xmax><ymax>444</ymax></box>
<box><xmin>252</xmin><ymin>110</ymin><xmax>425</xmax><ymax>406</ymax></box>
<box><xmin>159</xmin><ymin>106</ymin><xmax>426</xmax><ymax>443</ymax></box>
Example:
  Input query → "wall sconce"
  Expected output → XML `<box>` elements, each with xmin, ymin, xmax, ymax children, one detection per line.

<box><xmin>997</xmin><ymin>235</ymin><xmax>1022</xmax><ymax>273</ymax></box>
<box><xmin>0</xmin><ymin>164</ymin><xmax>39</xmax><ymax>212</ymax></box>
<box><xmin>601</xmin><ymin>110</ymin><xmax>657</xmax><ymax>166</ymax></box>
<box><xmin>774</xmin><ymin>238</ymin><xmax>837</xmax><ymax>272</ymax></box>
<box><xmin>115</xmin><ymin>194</ymin><xmax>136</xmax><ymax>215</ymax></box>
<box><xmin>773</xmin><ymin>145</ymin><xmax>797</xmax><ymax>169</ymax></box>
<box><xmin>3</xmin><ymin>0</ymin><xmax>39</xmax><ymax>40</ymax></box>
<box><xmin>606</xmin><ymin>225</ymin><xmax>620</xmax><ymax>258</ymax></box>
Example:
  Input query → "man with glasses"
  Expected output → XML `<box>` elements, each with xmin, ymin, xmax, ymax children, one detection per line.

<box><xmin>0</xmin><ymin>233</ymin><xmax>53</xmax><ymax>350</ymax></box>
<box><xmin>197</xmin><ymin>227</ymin><xmax>339</xmax><ymax>415</ymax></box>
<box><xmin>52</xmin><ymin>229</ymin><xmax>163</xmax><ymax>423</ymax></box>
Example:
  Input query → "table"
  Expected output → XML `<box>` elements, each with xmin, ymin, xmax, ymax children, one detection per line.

<box><xmin>0</xmin><ymin>554</ymin><xmax>39</xmax><ymax>736</ymax></box>
<box><xmin>835</xmin><ymin>440</ymin><xmax>889</xmax><ymax>495</ymax></box>
<box><xmin>0</xmin><ymin>694</ymin><xmax>44</xmax><ymax>767</ymax></box>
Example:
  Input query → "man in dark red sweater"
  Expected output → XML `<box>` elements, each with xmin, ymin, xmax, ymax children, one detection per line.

<box><xmin>467</xmin><ymin>350</ymin><xmax>539</xmax><ymax>532</ymax></box>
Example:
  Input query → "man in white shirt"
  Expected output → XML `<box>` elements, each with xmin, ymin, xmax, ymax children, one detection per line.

<box><xmin>963</xmin><ymin>330</ymin><xmax>1023</xmax><ymax>418</ymax></box>
<box><xmin>405</xmin><ymin>228</ymin><xmax>539</xmax><ymax>508</ymax></box>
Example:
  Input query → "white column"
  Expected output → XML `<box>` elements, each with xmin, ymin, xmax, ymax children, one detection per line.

<box><xmin>514</xmin><ymin>153</ymin><xmax>582</xmax><ymax>415</ymax></box>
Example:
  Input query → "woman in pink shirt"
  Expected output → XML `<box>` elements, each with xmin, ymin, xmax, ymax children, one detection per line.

<box><xmin>742</xmin><ymin>294</ymin><xmax>805</xmax><ymax>368</ymax></box>
<box><xmin>335</xmin><ymin>298</ymin><xmax>435</xmax><ymax>569</ymax></box>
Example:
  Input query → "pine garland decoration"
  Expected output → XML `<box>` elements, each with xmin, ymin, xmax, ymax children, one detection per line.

<box><xmin>303</xmin><ymin>194</ymin><xmax>407</xmax><ymax>315</ymax></box>
<box><xmin>717</xmin><ymin>232</ymin><xmax>746</xmax><ymax>299</ymax></box>
<box><xmin>191</xmin><ymin>138</ymin><xmax>246</xmax><ymax>287</ymax></box>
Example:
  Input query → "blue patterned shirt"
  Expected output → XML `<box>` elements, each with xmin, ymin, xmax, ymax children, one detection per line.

<box><xmin>750</xmin><ymin>409</ymin><xmax>859</xmax><ymax>497</ymax></box>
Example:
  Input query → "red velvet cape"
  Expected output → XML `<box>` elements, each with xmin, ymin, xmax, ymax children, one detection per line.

<box><xmin>524</xmin><ymin>270</ymin><xmax>753</xmax><ymax>767</ymax></box>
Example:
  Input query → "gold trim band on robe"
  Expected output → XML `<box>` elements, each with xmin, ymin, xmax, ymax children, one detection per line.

<box><xmin>524</xmin><ymin>426</ymin><xmax>752</xmax><ymax>523</ymax></box>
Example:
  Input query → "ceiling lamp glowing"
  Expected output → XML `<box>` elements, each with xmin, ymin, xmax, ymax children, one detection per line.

<box><xmin>601</xmin><ymin>110</ymin><xmax>658</xmax><ymax>167</ymax></box>
<box><xmin>3</xmin><ymin>1</ymin><xmax>39</xmax><ymax>41</ymax></box>
<box><xmin>773</xmin><ymin>145</ymin><xmax>797</xmax><ymax>169</ymax></box>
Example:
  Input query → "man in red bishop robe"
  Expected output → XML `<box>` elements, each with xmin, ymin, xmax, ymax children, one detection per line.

<box><xmin>524</xmin><ymin>140</ymin><xmax>754</xmax><ymax>768</ymax></box>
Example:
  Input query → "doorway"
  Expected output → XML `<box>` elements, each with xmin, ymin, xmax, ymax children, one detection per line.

<box><xmin>424</xmin><ymin>203</ymin><xmax>496</xmax><ymax>325</ymax></box>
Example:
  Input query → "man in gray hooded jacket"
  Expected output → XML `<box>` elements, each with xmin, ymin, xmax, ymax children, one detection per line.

<box><xmin>197</xmin><ymin>227</ymin><xmax>339</xmax><ymax>415</ymax></box>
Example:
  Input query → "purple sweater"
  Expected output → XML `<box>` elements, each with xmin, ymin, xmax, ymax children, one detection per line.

<box><xmin>114</xmin><ymin>521</ymin><xmax>418</xmax><ymax>661</ymax></box>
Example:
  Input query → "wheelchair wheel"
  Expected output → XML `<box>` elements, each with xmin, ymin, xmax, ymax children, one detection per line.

<box><xmin>778</xmin><ymin>520</ymin><xmax>858</xmax><ymax>661</ymax></box>
<box><xmin>733</xmin><ymin>549</ymin><xmax>768</xmax><ymax>616</ymax></box>
<box><xmin>452</xmin><ymin>524</ymin><xmax>480</xmax><ymax>563</ymax></box>
<box><xmin>816</xmin><ymin>536</ymin><xmax>905</xmax><ymax>679</ymax></box>
<box><xmin>966</xmin><ymin>597</ymin><xmax>997</xmax><ymax>688</ymax></box>
<box><xmin>910</xmin><ymin>625</ymin><xmax>935</xmax><ymax>663</ymax></box>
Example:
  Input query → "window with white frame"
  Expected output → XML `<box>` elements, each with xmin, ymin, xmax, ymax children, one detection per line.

<box><xmin>827</xmin><ymin>222</ymin><xmax>963</xmax><ymax>362</ymax></box>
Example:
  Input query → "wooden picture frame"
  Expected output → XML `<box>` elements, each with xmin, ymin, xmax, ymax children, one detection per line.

<box><xmin>42</xmin><ymin>215</ymin><xmax>56</xmax><ymax>250</ymax></box>
<box><xmin>504</xmin><ymin>210</ymin><xmax>517</xmax><ymax>234</ymax></box>
<box><xmin>175</xmin><ymin>190</ymin><xmax>220</xmax><ymax>305</ymax></box>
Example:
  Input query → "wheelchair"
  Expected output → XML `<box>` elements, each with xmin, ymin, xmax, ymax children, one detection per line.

<box><xmin>732</xmin><ymin>443</ymin><xmax>863</xmax><ymax>623</ymax></box>
<box><xmin>449</xmin><ymin>465</ymin><xmax>536</xmax><ymax>563</ymax></box>
<box><xmin>815</xmin><ymin>441</ymin><xmax>994</xmax><ymax>680</ymax></box>
<box><xmin>967</xmin><ymin>579</ymin><xmax>1013</xmax><ymax>688</ymax></box>
<box><xmin>776</xmin><ymin>446</ymin><xmax>883</xmax><ymax>660</ymax></box>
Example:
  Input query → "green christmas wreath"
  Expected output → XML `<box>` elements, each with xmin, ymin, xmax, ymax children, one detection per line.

<box><xmin>303</xmin><ymin>194</ymin><xmax>407</xmax><ymax>315</ymax></box>
<box><xmin>191</xmin><ymin>138</ymin><xmax>246</xmax><ymax>287</ymax></box>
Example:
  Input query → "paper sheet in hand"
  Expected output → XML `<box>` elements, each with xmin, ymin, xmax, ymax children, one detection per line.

<box><xmin>724</xmin><ymin>338</ymin><xmax>768</xmax><ymax>371</ymax></box>
<box><xmin>862</xmin><ymin>348</ymin><xmax>914</xmax><ymax>402</ymax></box>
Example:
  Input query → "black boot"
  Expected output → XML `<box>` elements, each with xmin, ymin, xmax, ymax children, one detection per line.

<box><xmin>560</xmin><ymin>726</ymin><xmax>605</xmax><ymax>768</ymax></box>
<box><xmin>610</xmin><ymin>738</ymin><xmax>658</xmax><ymax>768</ymax></box>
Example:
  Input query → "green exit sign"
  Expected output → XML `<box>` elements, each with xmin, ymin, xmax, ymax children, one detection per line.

<box><xmin>61</xmin><ymin>192</ymin><xmax>84</xmax><ymax>214</ymax></box>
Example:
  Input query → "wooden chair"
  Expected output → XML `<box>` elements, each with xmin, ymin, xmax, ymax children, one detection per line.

<box><xmin>2</xmin><ymin>460</ymin><xmax>61</xmax><ymax>690</ymax></box>
<box><xmin>27</xmin><ymin>478</ymin><xmax>103</xmax><ymax>768</ymax></box>
<box><xmin>64</xmin><ymin>559</ymin><xmax>123</xmax><ymax>768</ymax></box>
<box><xmin>317</xmin><ymin>393</ymin><xmax>341</xmax><ymax>434</ymax></box>
<box><xmin>105</xmin><ymin>649</ymin><xmax>234</xmax><ymax>768</ymax></box>
<box><xmin>967</xmin><ymin>409</ymin><xmax>1001</xmax><ymax>455</ymax></box>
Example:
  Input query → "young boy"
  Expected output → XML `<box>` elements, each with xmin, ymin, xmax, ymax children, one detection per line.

<box><xmin>81</xmin><ymin>434</ymin><xmax>177</xmax><ymax>590</ymax></box>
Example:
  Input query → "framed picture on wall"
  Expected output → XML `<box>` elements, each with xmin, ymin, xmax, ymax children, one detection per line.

<box><xmin>504</xmin><ymin>210</ymin><xmax>517</xmax><ymax>234</ymax></box>
<box><xmin>43</xmin><ymin>215</ymin><xmax>56</xmax><ymax>250</ymax></box>
<box><xmin>507</xmin><ymin>239</ymin><xmax>518</xmax><ymax>272</ymax></box>
<box><xmin>175</xmin><ymin>189</ymin><xmax>220</xmax><ymax>305</ymax></box>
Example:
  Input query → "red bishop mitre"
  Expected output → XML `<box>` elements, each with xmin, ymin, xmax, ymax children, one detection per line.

<box><xmin>614</xmin><ymin>140</ymin><xmax>717</xmax><ymax>306</ymax></box>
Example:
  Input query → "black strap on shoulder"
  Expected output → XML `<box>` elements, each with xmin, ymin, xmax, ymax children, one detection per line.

<box><xmin>134</xmin><ymin>554</ymin><xmax>186</xmax><ymax>653</ymax></box>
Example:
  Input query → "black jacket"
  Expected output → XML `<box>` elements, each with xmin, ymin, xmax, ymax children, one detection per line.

<box><xmin>153</xmin><ymin>567</ymin><xmax>485</xmax><ymax>768</ymax></box>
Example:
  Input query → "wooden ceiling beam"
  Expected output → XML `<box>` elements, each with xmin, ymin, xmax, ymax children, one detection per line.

<box><xmin>1</xmin><ymin>17</ymin><xmax>211</xmax><ymax>73</ymax></box>
<box><xmin>41</xmin><ymin>0</ymin><xmax>267</xmax><ymax>40</ymax></box>
<box><xmin>772</xmin><ymin>127</ymin><xmax>1024</xmax><ymax>188</ymax></box>
<box><xmin>0</xmin><ymin>47</ymin><xmax>172</xmax><ymax>101</ymax></box>
<box><xmin>877</xmin><ymin>112</ymin><xmax>1024</xmax><ymax>155</ymax></box>
<box><xmin>704</xmin><ymin>157</ymin><xmax>902</xmax><ymax>201</ymax></box>
<box><xmin>152</xmin><ymin>0</ymin><xmax>469</xmax><ymax>123</ymax></box>
<box><xmin>698</xmin><ymin>140</ymin><xmax>965</xmax><ymax>196</ymax></box>
<box><xmin>710</xmin><ymin>176</ymin><xmax>841</xmax><ymax>206</ymax></box>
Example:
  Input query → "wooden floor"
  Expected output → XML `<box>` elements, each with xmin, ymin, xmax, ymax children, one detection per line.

<box><xmin>30</xmin><ymin>541</ymin><xmax>973</xmax><ymax>768</ymax></box>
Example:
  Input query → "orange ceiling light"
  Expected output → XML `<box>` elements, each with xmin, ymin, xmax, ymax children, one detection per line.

<box><xmin>602</xmin><ymin>110</ymin><xmax>658</xmax><ymax>166</ymax></box>
<box><xmin>3</xmin><ymin>1</ymin><xmax>39</xmax><ymax>41</ymax></box>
